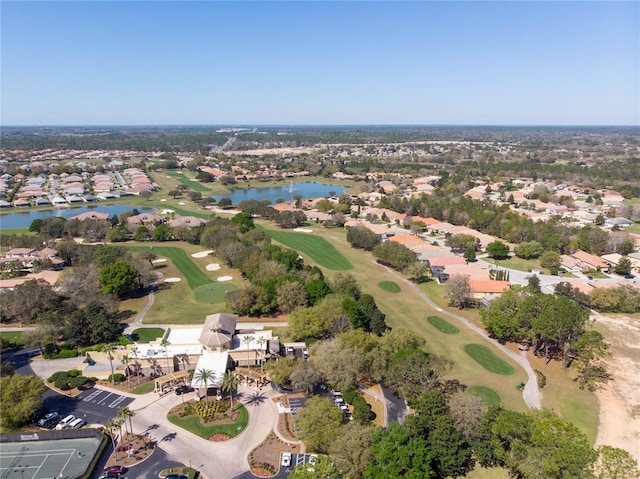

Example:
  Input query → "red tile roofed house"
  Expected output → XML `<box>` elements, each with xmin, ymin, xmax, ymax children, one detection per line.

<box><xmin>389</xmin><ymin>234</ymin><xmax>423</xmax><ymax>246</ymax></box>
<box><xmin>442</xmin><ymin>263</ymin><xmax>492</xmax><ymax>281</ymax></box>
<box><xmin>71</xmin><ymin>212</ymin><xmax>110</xmax><ymax>221</ymax></box>
<box><xmin>273</xmin><ymin>203</ymin><xmax>297</xmax><ymax>212</ymax></box>
<box><xmin>126</xmin><ymin>213</ymin><xmax>164</xmax><ymax>227</ymax></box>
<box><xmin>571</xmin><ymin>250</ymin><xmax>610</xmax><ymax>272</ymax></box>
<box><xmin>427</xmin><ymin>255</ymin><xmax>467</xmax><ymax>282</ymax></box>
<box><xmin>199</xmin><ymin>167</ymin><xmax>226</xmax><ymax>178</ymax></box>
<box><xmin>469</xmin><ymin>279</ymin><xmax>511</xmax><ymax>301</ymax></box>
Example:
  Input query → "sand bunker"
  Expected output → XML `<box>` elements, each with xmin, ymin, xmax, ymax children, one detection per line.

<box><xmin>293</xmin><ymin>228</ymin><xmax>313</xmax><ymax>233</ymax></box>
<box><xmin>191</xmin><ymin>250</ymin><xmax>213</xmax><ymax>258</ymax></box>
<box><xmin>152</xmin><ymin>258</ymin><xmax>167</xmax><ymax>264</ymax></box>
<box><xmin>164</xmin><ymin>277</ymin><xmax>181</xmax><ymax>283</ymax></box>
<box><xmin>159</xmin><ymin>209</ymin><xmax>175</xmax><ymax>215</ymax></box>
<box><xmin>160</xmin><ymin>199</ymin><xmax>167</xmax><ymax>202</ymax></box>
<box><xmin>206</xmin><ymin>263</ymin><xmax>221</xmax><ymax>271</ymax></box>
<box><xmin>217</xmin><ymin>276</ymin><xmax>233</xmax><ymax>282</ymax></box>
<box><xmin>178</xmin><ymin>202</ymin><xmax>186</xmax><ymax>205</ymax></box>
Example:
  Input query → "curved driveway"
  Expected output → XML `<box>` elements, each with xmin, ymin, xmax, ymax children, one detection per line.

<box><xmin>381</xmin><ymin>263</ymin><xmax>542</xmax><ymax>409</ymax></box>
<box><xmin>129</xmin><ymin>386</ymin><xmax>278</xmax><ymax>478</ymax></box>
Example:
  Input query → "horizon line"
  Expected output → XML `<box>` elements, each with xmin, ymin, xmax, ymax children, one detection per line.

<box><xmin>2</xmin><ymin>123</ymin><xmax>639</xmax><ymax>129</ymax></box>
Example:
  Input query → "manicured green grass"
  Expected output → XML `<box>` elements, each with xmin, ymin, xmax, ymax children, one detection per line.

<box><xmin>128</xmin><ymin>246</ymin><xmax>213</xmax><ymax>290</ymax></box>
<box><xmin>166</xmin><ymin>172</ymin><xmax>212</xmax><ymax>192</ymax></box>
<box><xmin>131</xmin><ymin>328</ymin><xmax>165</xmax><ymax>343</ymax></box>
<box><xmin>168</xmin><ymin>404</ymin><xmax>249</xmax><ymax>439</ymax></box>
<box><xmin>0</xmin><ymin>331</ymin><xmax>23</xmax><ymax>345</ymax></box>
<box><xmin>464</xmin><ymin>344</ymin><xmax>515</xmax><ymax>375</ymax></box>
<box><xmin>626</xmin><ymin>223</ymin><xmax>640</xmax><ymax>234</ymax></box>
<box><xmin>484</xmin><ymin>256</ymin><xmax>544</xmax><ymax>274</ymax></box>
<box><xmin>467</xmin><ymin>386</ymin><xmax>502</xmax><ymax>405</ymax></box>
<box><xmin>131</xmin><ymin>381</ymin><xmax>155</xmax><ymax>394</ymax></box>
<box><xmin>427</xmin><ymin>315</ymin><xmax>460</xmax><ymax>334</ymax></box>
<box><xmin>194</xmin><ymin>283</ymin><xmax>238</xmax><ymax>304</ymax></box>
<box><xmin>378</xmin><ymin>281</ymin><xmax>401</xmax><ymax>293</ymax></box>
<box><xmin>257</xmin><ymin>225</ymin><xmax>353</xmax><ymax>270</ymax></box>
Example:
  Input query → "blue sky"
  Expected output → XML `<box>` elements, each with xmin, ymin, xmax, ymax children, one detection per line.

<box><xmin>1</xmin><ymin>1</ymin><xmax>638</xmax><ymax>126</ymax></box>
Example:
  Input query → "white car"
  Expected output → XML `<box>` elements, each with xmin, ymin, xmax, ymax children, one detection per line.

<box><xmin>281</xmin><ymin>452</ymin><xmax>292</xmax><ymax>468</ymax></box>
<box><xmin>55</xmin><ymin>415</ymin><xmax>75</xmax><ymax>430</ymax></box>
<box><xmin>68</xmin><ymin>418</ymin><xmax>86</xmax><ymax>429</ymax></box>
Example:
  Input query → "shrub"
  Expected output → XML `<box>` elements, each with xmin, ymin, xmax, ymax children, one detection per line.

<box><xmin>47</xmin><ymin>371</ymin><xmax>66</xmax><ymax>383</ymax></box>
<box><xmin>535</xmin><ymin>370</ymin><xmax>546</xmax><ymax>389</ymax></box>
<box><xmin>58</xmin><ymin>349</ymin><xmax>79</xmax><ymax>358</ymax></box>
<box><xmin>108</xmin><ymin>373</ymin><xmax>125</xmax><ymax>383</ymax></box>
<box><xmin>67</xmin><ymin>369</ymin><xmax>81</xmax><ymax>377</ymax></box>
<box><xmin>343</xmin><ymin>387</ymin><xmax>358</xmax><ymax>405</ymax></box>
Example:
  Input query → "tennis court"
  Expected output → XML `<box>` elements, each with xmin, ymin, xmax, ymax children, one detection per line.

<box><xmin>0</xmin><ymin>433</ymin><xmax>103</xmax><ymax>479</ymax></box>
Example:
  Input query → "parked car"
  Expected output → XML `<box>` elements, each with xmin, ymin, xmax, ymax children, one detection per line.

<box><xmin>175</xmin><ymin>385</ymin><xmax>195</xmax><ymax>395</ymax></box>
<box><xmin>166</xmin><ymin>475</ymin><xmax>187</xmax><ymax>479</ymax></box>
<box><xmin>103</xmin><ymin>466</ymin><xmax>127</xmax><ymax>476</ymax></box>
<box><xmin>38</xmin><ymin>412</ymin><xmax>59</xmax><ymax>428</ymax></box>
<box><xmin>69</xmin><ymin>418</ymin><xmax>85</xmax><ymax>429</ymax></box>
<box><xmin>30</xmin><ymin>408</ymin><xmax>49</xmax><ymax>424</ymax></box>
<box><xmin>56</xmin><ymin>414</ymin><xmax>76</xmax><ymax>430</ymax></box>
<box><xmin>281</xmin><ymin>452</ymin><xmax>292</xmax><ymax>467</ymax></box>
<box><xmin>624</xmin><ymin>274</ymin><xmax>635</xmax><ymax>279</ymax></box>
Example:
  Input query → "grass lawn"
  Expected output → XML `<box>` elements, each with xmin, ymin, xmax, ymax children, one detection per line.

<box><xmin>426</xmin><ymin>315</ymin><xmax>460</xmax><ymax>334</ymax></box>
<box><xmin>378</xmin><ymin>281</ymin><xmax>401</xmax><ymax>293</ymax></box>
<box><xmin>626</xmin><ymin>223</ymin><xmax>640</xmax><ymax>235</ymax></box>
<box><xmin>128</xmin><ymin>246</ymin><xmax>213</xmax><ymax>290</ymax></box>
<box><xmin>125</xmin><ymin>242</ymin><xmax>238</xmax><ymax>324</ymax></box>
<box><xmin>257</xmin><ymin>225</ymin><xmax>353</xmax><ymax>270</ymax></box>
<box><xmin>464</xmin><ymin>344</ymin><xmax>516</xmax><ymax>375</ymax></box>
<box><xmin>270</xmin><ymin>222</ymin><xmax>529</xmax><ymax>412</ymax></box>
<box><xmin>166</xmin><ymin>171</ymin><xmax>212</xmax><ymax>192</ymax></box>
<box><xmin>0</xmin><ymin>330</ymin><xmax>23</xmax><ymax>344</ymax></box>
<box><xmin>194</xmin><ymin>283</ymin><xmax>238</xmax><ymax>304</ymax></box>
<box><xmin>484</xmin><ymin>256</ymin><xmax>544</xmax><ymax>274</ymax></box>
<box><xmin>131</xmin><ymin>328</ymin><xmax>165</xmax><ymax>343</ymax></box>
<box><xmin>131</xmin><ymin>382</ymin><xmax>155</xmax><ymax>395</ymax></box>
<box><xmin>467</xmin><ymin>385</ymin><xmax>501</xmax><ymax>405</ymax></box>
<box><xmin>168</xmin><ymin>404</ymin><xmax>248</xmax><ymax>439</ymax></box>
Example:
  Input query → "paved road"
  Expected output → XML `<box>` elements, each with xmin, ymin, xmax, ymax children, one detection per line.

<box><xmin>128</xmin><ymin>385</ymin><xmax>279</xmax><ymax>479</ymax></box>
<box><xmin>380</xmin><ymin>262</ymin><xmax>542</xmax><ymax>409</ymax></box>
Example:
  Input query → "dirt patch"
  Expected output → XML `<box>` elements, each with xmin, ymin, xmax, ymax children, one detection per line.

<box><xmin>103</xmin><ymin>432</ymin><xmax>155</xmax><ymax>468</ymax></box>
<box><xmin>273</xmin><ymin>396</ymin><xmax>298</xmax><ymax>442</ymax></box>
<box><xmin>249</xmin><ymin>432</ymin><xmax>300</xmax><ymax>476</ymax></box>
<box><xmin>592</xmin><ymin>313</ymin><xmax>640</xmax><ymax>462</ymax></box>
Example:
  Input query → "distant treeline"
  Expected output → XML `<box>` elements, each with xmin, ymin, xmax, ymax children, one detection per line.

<box><xmin>2</xmin><ymin>125</ymin><xmax>638</xmax><ymax>152</ymax></box>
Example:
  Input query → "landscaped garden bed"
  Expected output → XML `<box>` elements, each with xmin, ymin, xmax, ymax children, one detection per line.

<box><xmin>167</xmin><ymin>399</ymin><xmax>248</xmax><ymax>439</ymax></box>
<box><xmin>249</xmin><ymin>432</ymin><xmax>300</xmax><ymax>477</ymax></box>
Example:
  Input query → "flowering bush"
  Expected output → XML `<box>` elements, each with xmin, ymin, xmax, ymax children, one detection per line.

<box><xmin>251</xmin><ymin>464</ymin><xmax>275</xmax><ymax>477</ymax></box>
<box><xmin>208</xmin><ymin>433</ymin><xmax>231</xmax><ymax>442</ymax></box>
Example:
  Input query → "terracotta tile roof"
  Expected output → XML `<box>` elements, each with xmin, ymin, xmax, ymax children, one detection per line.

<box><xmin>469</xmin><ymin>280</ymin><xmax>511</xmax><ymax>293</ymax></box>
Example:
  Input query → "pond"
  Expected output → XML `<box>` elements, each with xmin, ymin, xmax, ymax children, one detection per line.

<box><xmin>0</xmin><ymin>204</ymin><xmax>155</xmax><ymax>230</ymax></box>
<box><xmin>213</xmin><ymin>181</ymin><xmax>348</xmax><ymax>205</ymax></box>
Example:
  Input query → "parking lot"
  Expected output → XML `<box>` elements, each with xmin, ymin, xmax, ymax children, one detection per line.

<box><xmin>41</xmin><ymin>387</ymin><xmax>134</xmax><ymax>427</ymax></box>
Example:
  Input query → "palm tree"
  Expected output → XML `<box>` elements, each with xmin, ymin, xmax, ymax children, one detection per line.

<box><xmin>130</xmin><ymin>346</ymin><xmax>141</xmax><ymax>384</ymax></box>
<box><xmin>104</xmin><ymin>343</ymin><xmax>116</xmax><ymax>384</ymax></box>
<box><xmin>160</xmin><ymin>338</ymin><xmax>171</xmax><ymax>373</ymax></box>
<box><xmin>255</xmin><ymin>336</ymin><xmax>267</xmax><ymax>374</ymax></box>
<box><xmin>104</xmin><ymin>419</ymin><xmax>120</xmax><ymax>461</ymax></box>
<box><xmin>193</xmin><ymin>368</ymin><xmax>216</xmax><ymax>405</ymax></box>
<box><xmin>221</xmin><ymin>370</ymin><xmax>240</xmax><ymax>410</ymax></box>
<box><xmin>121</xmin><ymin>355</ymin><xmax>131</xmax><ymax>390</ymax></box>
<box><xmin>242</xmin><ymin>335</ymin><xmax>253</xmax><ymax>370</ymax></box>
<box><xmin>117</xmin><ymin>407</ymin><xmax>134</xmax><ymax>449</ymax></box>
